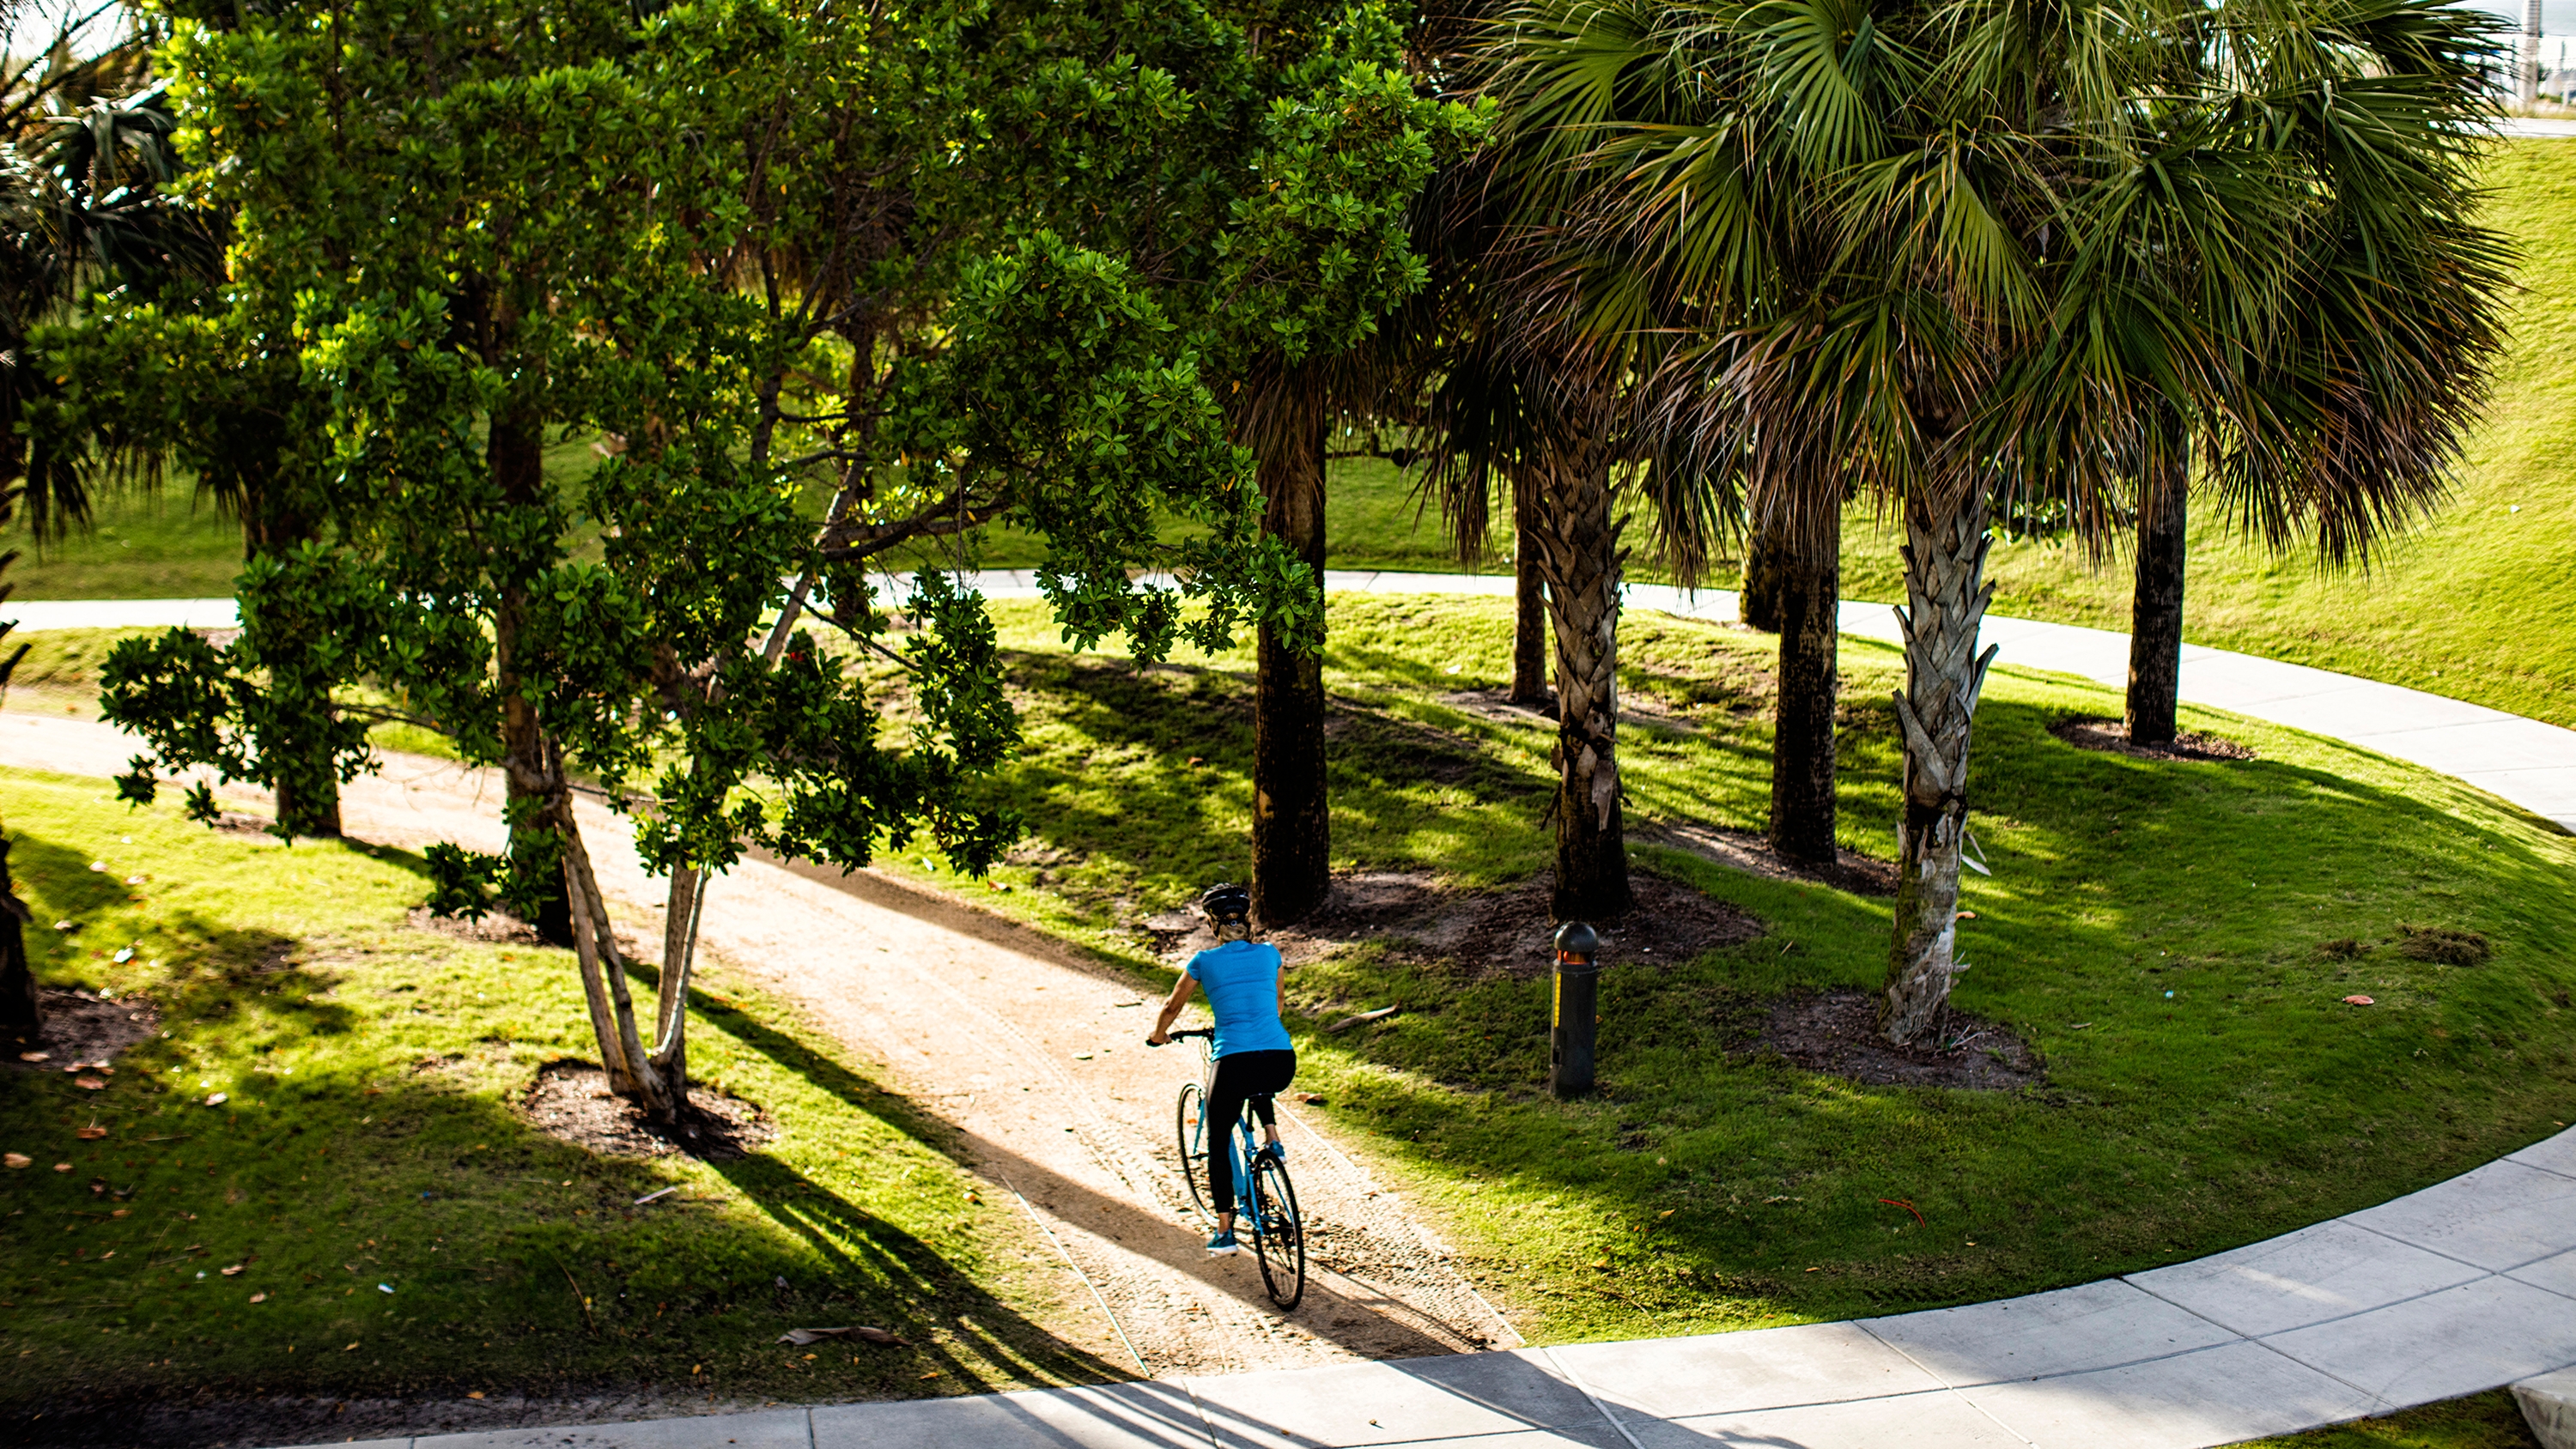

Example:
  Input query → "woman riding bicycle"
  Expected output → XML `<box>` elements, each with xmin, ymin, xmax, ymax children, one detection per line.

<box><xmin>1148</xmin><ymin>882</ymin><xmax>1294</xmax><ymax>1256</ymax></box>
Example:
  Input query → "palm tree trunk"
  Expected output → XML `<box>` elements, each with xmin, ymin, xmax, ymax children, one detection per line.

<box><xmin>1529</xmin><ymin>437</ymin><xmax>1632</xmax><ymax>920</ymax></box>
<box><xmin>489</xmin><ymin>413</ymin><xmax>573</xmax><ymax>947</ymax></box>
<box><xmin>1510</xmin><ymin>466</ymin><xmax>1549</xmax><ymax>707</ymax></box>
<box><xmin>1883</xmin><ymin>486</ymin><xmax>1996</xmax><ymax>1046</ymax></box>
<box><xmin>1740</xmin><ymin>511</ymin><xmax>1786</xmax><ymax>633</ymax></box>
<box><xmin>1768</xmin><ymin>509</ymin><xmax>1840</xmax><ymax>867</ymax></box>
<box><xmin>2126</xmin><ymin>412</ymin><xmax>2188</xmax><ymax>747</ymax></box>
<box><xmin>1252</xmin><ymin>387</ymin><xmax>1330</xmax><ymax>926</ymax></box>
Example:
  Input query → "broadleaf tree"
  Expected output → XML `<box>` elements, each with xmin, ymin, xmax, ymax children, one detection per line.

<box><xmin>86</xmin><ymin>0</ymin><xmax>1400</xmax><ymax>1119</ymax></box>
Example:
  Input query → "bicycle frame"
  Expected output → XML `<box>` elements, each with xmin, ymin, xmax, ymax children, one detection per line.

<box><xmin>1189</xmin><ymin>1033</ymin><xmax>1276</xmax><ymax>1232</ymax></box>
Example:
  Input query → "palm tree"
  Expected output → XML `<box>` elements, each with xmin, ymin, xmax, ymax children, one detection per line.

<box><xmin>1409</xmin><ymin>140</ymin><xmax>1736</xmax><ymax>919</ymax></box>
<box><xmin>2121</xmin><ymin>73</ymin><xmax>2509</xmax><ymax>744</ymax></box>
<box><xmin>1488</xmin><ymin>0</ymin><xmax>2508</xmax><ymax>1040</ymax></box>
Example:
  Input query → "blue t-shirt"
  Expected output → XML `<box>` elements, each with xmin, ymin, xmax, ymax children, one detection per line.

<box><xmin>1187</xmin><ymin>939</ymin><xmax>1292</xmax><ymax>1058</ymax></box>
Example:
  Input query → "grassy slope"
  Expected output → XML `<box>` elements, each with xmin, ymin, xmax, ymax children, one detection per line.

<box><xmin>0</xmin><ymin>771</ymin><xmax>1113</xmax><ymax>1410</ymax></box>
<box><xmin>877</xmin><ymin>595</ymin><xmax>2576</xmax><ymax>1343</ymax></box>
<box><xmin>1833</xmin><ymin>139</ymin><xmax>2576</xmax><ymax>728</ymax></box>
<box><xmin>9</xmin><ymin>143</ymin><xmax>2575</xmax><ymax>725</ymax></box>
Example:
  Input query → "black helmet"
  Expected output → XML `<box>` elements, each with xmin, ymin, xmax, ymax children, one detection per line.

<box><xmin>1200</xmin><ymin>882</ymin><xmax>1252</xmax><ymax>925</ymax></box>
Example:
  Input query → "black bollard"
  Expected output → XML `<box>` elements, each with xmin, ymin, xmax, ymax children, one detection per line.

<box><xmin>1551</xmin><ymin>921</ymin><xmax>1599</xmax><ymax>1099</ymax></box>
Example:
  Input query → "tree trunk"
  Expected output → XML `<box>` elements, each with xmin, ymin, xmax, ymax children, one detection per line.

<box><xmin>1510</xmin><ymin>466</ymin><xmax>1550</xmax><ymax>708</ymax></box>
<box><xmin>2126</xmin><ymin>411</ymin><xmax>2188</xmax><ymax>748</ymax></box>
<box><xmin>489</xmin><ymin>413</ymin><xmax>573</xmax><ymax>947</ymax></box>
<box><xmin>1528</xmin><ymin>436</ymin><xmax>1632</xmax><ymax>921</ymax></box>
<box><xmin>1768</xmin><ymin>510</ymin><xmax>1840</xmax><ymax>868</ymax></box>
<box><xmin>1252</xmin><ymin>387</ymin><xmax>1330</xmax><ymax>927</ymax></box>
<box><xmin>243</xmin><ymin>495</ymin><xmax>343</xmax><ymax>839</ymax></box>
<box><xmin>1883</xmin><ymin>484</ymin><xmax>1995</xmax><ymax>1046</ymax></box>
<box><xmin>0</xmin><ymin>838</ymin><xmax>39</xmax><ymax>1052</ymax></box>
<box><xmin>650</xmin><ymin>864</ymin><xmax>701</xmax><ymax>1113</ymax></box>
<box><xmin>1741</xmin><ymin>511</ymin><xmax>1786</xmax><ymax>633</ymax></box>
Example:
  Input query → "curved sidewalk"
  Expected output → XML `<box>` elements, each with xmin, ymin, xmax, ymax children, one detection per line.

<box><xmin>12</xmin><ymin>580</ymin><xmax>2576</xmax><ymax>1448</ymax></box>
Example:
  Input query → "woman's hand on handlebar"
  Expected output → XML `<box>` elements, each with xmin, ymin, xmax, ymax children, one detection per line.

<box><xmin>1146</xmin><ymin>1030</ymin><xmax>1170</xmax><ymax>1047</ymax></box>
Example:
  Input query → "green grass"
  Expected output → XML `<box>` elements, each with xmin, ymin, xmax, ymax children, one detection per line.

<box><xmin>881</xmin><ymin>593</ymin><xmax>2576</xmax><ymax>1343</ymax></box>
<box><xmin>2227</xmin><ymin>1391</ymin><xmax>2541</xmax><ymax>1448</ymax></box>
<box><xmin>0</xmin><ymin>770</ymin><xmax>1115</xmax><ymax>1410</ymax></box>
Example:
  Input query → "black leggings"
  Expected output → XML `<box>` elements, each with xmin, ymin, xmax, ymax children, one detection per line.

<box><xmin>1206</xmin><ymin>1049</ymin><xmax>1296</xmax><ymax>1214</ymax></box>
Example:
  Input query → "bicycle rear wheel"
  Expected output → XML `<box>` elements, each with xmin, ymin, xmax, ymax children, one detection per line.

<box><xmin>1249</xmin><ymin>1155</ymin><xmax>1305</xmax><ymax>1310</ymax></box>
<box><xmin>1176</xmin><ymin>1082</ymin><xmax>1212</xmax><ymax>1220</ymax></box>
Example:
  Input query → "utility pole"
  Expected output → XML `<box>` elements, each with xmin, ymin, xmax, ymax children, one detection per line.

<box><xmin>2524</xmin><ymin>0</ymin><xmax>2543</xmax><ymax>107</ymax></box>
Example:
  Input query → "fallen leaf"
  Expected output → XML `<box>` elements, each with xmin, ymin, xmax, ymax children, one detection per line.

<box><xmin>1297</xmin><ymin>1092</ymin><xmax>1327</xmax><ymax>1106</ymax></box>
<box><xmin>110</xmin><ymin>1209</ymin><xmax>128</xmax><ymax>1218</ymax></box>
<box><xmin>88</xmin><ymin>861</ymin><xmax>105</xmax><ymax>872</ymax></box>
<box><xmin>75</xmin><ymin>1077</ymin><xmax>106</xmax><ymax>1091</ymax></box>
<box><xmin>204</xmin><ymin>1093</ymin><xmax>227</xmax><ymax>1106</ymax></box>
<box><xmin>344</xmin><ymin>1343</ymin><xmax>359</xmax><ymax>1352</ymax></box>
<box><xmin>2343</xmin><ymin>995</ymin><xmax>2375</xmax><ymax>1006</ymax></box>
<box><xmin>1186</xmin><ymin>756</ymin><xmax>1204</xmax><ymax>766</ymax></box>
<box><xmin>468</xmin><ymin>1391</ymin><xmax>483</xmax><ymax>1399</ymax></box>
<box><xmin>221</xmin><ymin>1264</ymin><xmax>244</xmax><ymax>1276</ymax></box>
<box><xmin>2</xmin><ymin>1154</ymin><xmax>27</xmax><ymax>1169</ymax></box>
<box><xmin>18</xmin><ymin>1051</ymin><xmax>47</xmax><ymax>1063</ymax></box>
<box><xmin>75</xmin><ymin>1127</ymin><xmax>106</xmax><ymax>1140</ymax></box>
<box><xmin>112</xmin><ymin>947</ymin><xmax>135</xmax><ymax>961</ymax></box>
<box><xmin>249</xmin><ymin>1292</ymin><xmax>267</xmax><ymax>1303</ymax></box>
<box><xmin>52</xmin><ymin>1162</ymin><xmax>71</xmax><ymax>1173</ymax></box>
<box><xmin>1323</xmin><ymin>1005</ymin><xmax>1400</xmax><ymax>1034</ymax></box>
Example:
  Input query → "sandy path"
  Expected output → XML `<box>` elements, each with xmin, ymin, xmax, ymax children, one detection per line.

<box><xmin>1</xmin><ymin>710</ymin><xmax>1518</xmax><ymax>1378</ymax></box>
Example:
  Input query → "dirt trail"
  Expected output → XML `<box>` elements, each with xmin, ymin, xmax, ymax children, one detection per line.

<box><xmin>1</xmin><ymin>710</ymin><xmax>1519</xmax><ymax>1378</ymax></box>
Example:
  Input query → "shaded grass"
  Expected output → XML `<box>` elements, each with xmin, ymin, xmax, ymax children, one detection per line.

<box><xmin>885</xmin><ymin>594</ymin><xmax>2576</xmax><ymax>1343</ymax></box>
<box><xmin>0</xmin><ymin>770</ymin><xmax>1117</xmax><ymax>1412</ymax></box>
<box><xmin>2227</xmin><ymin>1390</ymin><xmax>2542</xmax><ymax>1448</ymax></box>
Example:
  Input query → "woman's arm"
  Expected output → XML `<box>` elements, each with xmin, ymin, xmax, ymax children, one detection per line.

<box><xmin>1148</xmin><ymin>970</ymin><xmax>1197</xmax><ymax>1045</ymax></box>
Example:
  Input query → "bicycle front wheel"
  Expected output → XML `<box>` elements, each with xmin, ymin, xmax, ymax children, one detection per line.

<box><xmin>1249</xmin><ymin>1155</ymin><xmax>1305</xmax><ymax>1310</ymax></box>
<box><xmin>1176</xmin><ymin>1082</ymin><xmax>1212</xmax><ymax>1220</ymax></box>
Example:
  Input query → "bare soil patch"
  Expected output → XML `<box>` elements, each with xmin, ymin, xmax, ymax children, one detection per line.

<box><xmin>519</xmin><ymin>1060</ymin><xmax>773</xmax><ymax>1161</ymax></box>
<box><xmin>1146</xmin><ymin>869</ymin><xmax>1763</xmax><ymax>979</ymax></box>
<box><xmin>2050</xmin><ymin>715</ymin><xmax>2254</xmax><ymax>762</ymax></box>
<box><xmin>5</xmin><ymin>986</ymin><xmax>158</xmax><ymax>1067</ymax></box>
<box><xmin>1656</xmin><ymin>822</ymin><xmax>1896</xmax><ymax>896</ymax></box>
<box><xmin>1754</xmin><ymin>990</ymin><xmax>2042</xmax><ymax>1090</ymax></box>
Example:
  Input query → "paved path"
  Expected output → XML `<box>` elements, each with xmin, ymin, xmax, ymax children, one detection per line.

<box><xmin>12</xmin><ymin>579</ymin><xmax>2576</xmax><ymax>1447</ymax></box>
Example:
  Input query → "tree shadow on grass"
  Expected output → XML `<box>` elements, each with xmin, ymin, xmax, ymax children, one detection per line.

<box><xmin>703</xmin><ymin>1149</ymin><xmax>1130</xmax><ymax>1393</ymax></box>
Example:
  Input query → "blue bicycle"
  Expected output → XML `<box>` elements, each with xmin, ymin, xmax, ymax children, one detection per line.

<box><xmin>1168</xmin><ymin>1027</ymin><xmax>1306</xmax><ymax>1309</ymax></box>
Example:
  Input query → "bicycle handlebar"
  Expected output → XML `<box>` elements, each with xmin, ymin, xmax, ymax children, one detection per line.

<box><xmin>1151</xmin><ymin>1028</ymin><xmax>1215</xmax><ymax>1047</ymax></box>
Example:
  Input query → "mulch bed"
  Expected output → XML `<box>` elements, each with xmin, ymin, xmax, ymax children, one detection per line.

<box><xmin>5</xmin><ymin>987</ymin><xmax>160</xmax><ymax>1070</ymax></box>
<box><xmin>1145</xmin><ymin>869</ymin><xmax>1763</xmax><ymax>979</ymax></box>
<box><xmin>1753</xmin><ymin>990</ymin><xmax>2042</xmax><ymax>1090</ymax></box>
<box><xmin>2050</xmin><ymin>715</ymin><xmax>2255</xmax><ymax>762</ymax></box>
<box><xmin>520</xmin><ymin>1060</ymin><xmax>773</xmax><ymax>1161</ymax></box>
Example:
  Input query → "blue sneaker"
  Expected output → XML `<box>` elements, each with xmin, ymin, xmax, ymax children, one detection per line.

<box><xmin>1260</xmin><ymin>1140</ymin><xmax>1287</xmax><ymax>1163</ymax></box>
<box><xmin>1206</xmin><ymin>1228</ymin><xmax>1241</xmax><ymax>1256</ymax></box>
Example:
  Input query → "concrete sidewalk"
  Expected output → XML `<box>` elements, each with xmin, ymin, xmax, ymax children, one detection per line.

<box><xmin>278</xmin><ymin>1126</ymin><xmax>2576</xmax><ymax>1448</ymax></box>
